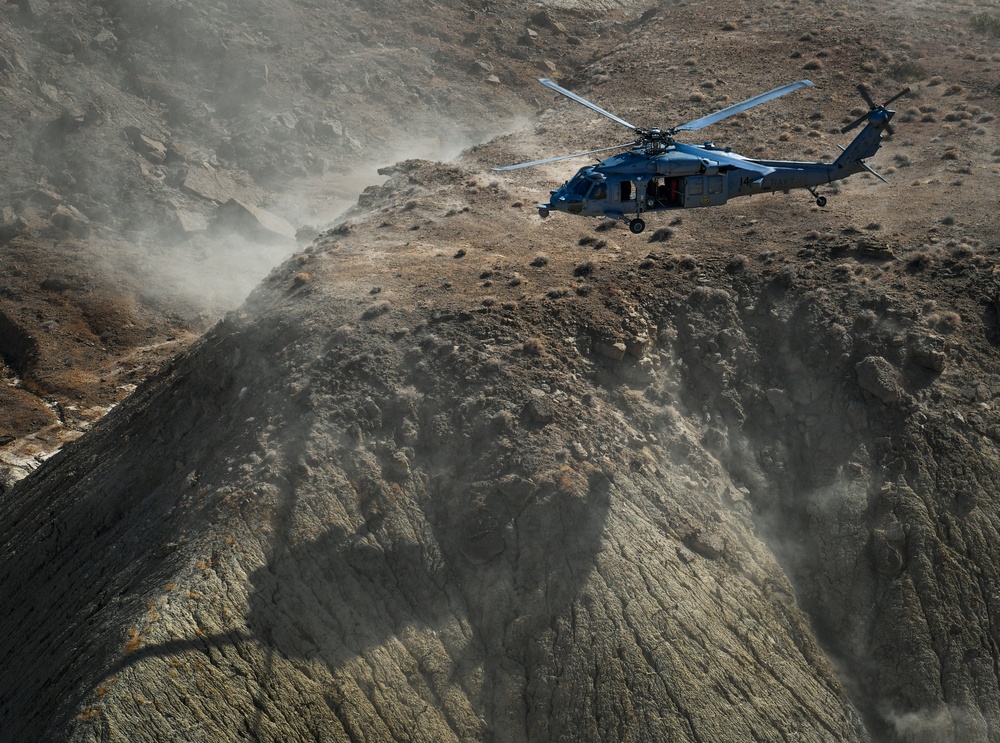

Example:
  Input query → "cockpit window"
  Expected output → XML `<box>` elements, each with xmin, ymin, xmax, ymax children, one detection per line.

<box><xmin>572</xmin><ymin>179</ymin><xmax>591</xmax><ymax>197</ymax></box>
<box><xmin>589</xmin><ymin>182</ymin><xmax>607</xmax><ymax>200</ymax></box>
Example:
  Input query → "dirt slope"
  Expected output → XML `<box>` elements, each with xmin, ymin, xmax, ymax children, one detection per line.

<box><xmin>2</xmin><ymin>0</ymin><xmax>1000</xmax><ymax>741</ymax></box>
<box><xmin>0</xmin><ymin>0</ymin><xmax>639</xmax><ymax>477</ymax></box>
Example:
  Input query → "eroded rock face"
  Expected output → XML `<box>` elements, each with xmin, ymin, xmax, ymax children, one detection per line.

<box><xmin>0</xmin><ymin>261</ymin><xmax>875</xmax><ymax>742</ymax></box>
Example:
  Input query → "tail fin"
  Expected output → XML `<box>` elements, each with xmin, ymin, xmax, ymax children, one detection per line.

<box><xmin>833</xmin><ymin>119</ymin><xmax>889</xmax><ymax>171</ymax></box>
<box><xmin>833</xmin><ymin>85</ymin><xmax>908</xmax><ymax>171</ymax></box>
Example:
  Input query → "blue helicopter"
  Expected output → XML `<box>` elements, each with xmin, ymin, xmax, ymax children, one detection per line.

<box><xmin>495</xmin><ymin>78</ymin><xmax>908</xmax><ymax>233</ymax></box>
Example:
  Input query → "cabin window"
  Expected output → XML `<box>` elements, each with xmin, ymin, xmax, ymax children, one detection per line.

<box><xmin>708</xmin><ymin>176</ymin><xmax>724</xmax><ymax>195</ymax></box>
<box><xmin>620</xmin><ymin>181</ymin><xmax>634</xmax><ymax>201</ymax></box>
<box><xmin>589</xmin><ymin>182</ymin><xmax>607</xmax><ymax>200</ymax></box>
<box><xmin>688</xmin><ymin>177</ymin><xmax>704</xmax><ymax>196</ymax></box>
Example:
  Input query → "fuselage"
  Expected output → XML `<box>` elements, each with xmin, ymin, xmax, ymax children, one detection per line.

<box><xmin>540</xmin><ymin>108</ymin><xmax>889</xmax><ymax>223</ymax></box>
<box><xmin>542</xmin><ymin>146</ymin><xmax>864</xmax><ymax>219</ymax></box>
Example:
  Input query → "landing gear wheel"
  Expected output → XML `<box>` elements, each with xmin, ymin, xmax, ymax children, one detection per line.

<box><xmin>538</xmin><ymin>207</ymin><xmax>550</xmax><ymax>219</ymax></box>
<box><xmin>815</xmin><ymin>196</ymin><xmax>827</xmax><ymax>207</ymax></box>
<box><xmin>629</xmin><ymin>218</ymin><xmax>646</xmax><ymax>234</ymax></box>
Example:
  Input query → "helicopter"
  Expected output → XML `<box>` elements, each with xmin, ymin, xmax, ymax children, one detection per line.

<box><xmin>494</xmin><ymin>78</ymin><xmax>909</xmax><ymax>233</ymax></box>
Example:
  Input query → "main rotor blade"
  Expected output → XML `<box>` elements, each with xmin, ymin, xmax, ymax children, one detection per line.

<box><xmin>672</xmin><ymin>142</ymin><xmax>775</xmax><ymax>176</ymax></box>
<box><xmin>492</xmin><ymin>142</ymin><xmax>633</xmax><ymax>171</ymax></box>
<box><xmin>538</xmin><ymin>78</ymin><xmax>638</xmax><ymax>131</ymax></box>
<box><xmin>882</xmin><ymin>87</ymin><xmax>911</xmax><ymax>107</ymax></box>
<box><xmin>674</xmin><ymin>79</ymin><xmax>814</xmax><ymax>132</ymax></box>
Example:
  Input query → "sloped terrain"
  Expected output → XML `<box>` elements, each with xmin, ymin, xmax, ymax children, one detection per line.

<box><xmin>3</xmin><ymin>0</ymin><xmax>1000</xmax><ymax>741</ymax></box>
<box><xmin>0</xmin><ymin>0</ymin><xmax>637</xmax><ymax>477</ymax></box>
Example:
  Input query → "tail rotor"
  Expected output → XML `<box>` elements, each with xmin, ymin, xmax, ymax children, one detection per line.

<box><xmin>840</xmin><ymin>84</ymin><xmax>910</xmax><ymax>136</ymax></box>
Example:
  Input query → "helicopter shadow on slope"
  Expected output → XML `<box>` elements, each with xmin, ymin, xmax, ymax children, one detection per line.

<box><xmin>113</xmin><ymin>379</ymin><xmax>615</xmax><ymax>740</ymax></box>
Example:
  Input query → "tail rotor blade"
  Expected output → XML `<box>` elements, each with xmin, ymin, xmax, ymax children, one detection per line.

<box><xmin>857</xmin><ymin>84</ymin><xmax>876</xmax><ymax>109</ymax></box>
<box><xmin>841</xmin><ymin>113</ymin><xmax>869</xmax><ymax>134</ymax></box>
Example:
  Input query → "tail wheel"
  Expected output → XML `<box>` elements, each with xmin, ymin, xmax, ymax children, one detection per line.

<box><xmin>629</xmin><ymin>218</ymin><xmax>646</xmax><ymax>234</ymax></box>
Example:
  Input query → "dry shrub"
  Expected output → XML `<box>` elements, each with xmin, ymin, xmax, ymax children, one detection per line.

<box><xmin>887</xmin><ymin>60</ymin><xmax>927</xmax><ymax>81</ymax></box>
<box><xmin>530</xmin><ymin>254</ymin><xmax>549</xmax><ymax>267</ymax></box>
<box><xmin>927</xmin><ymin>311</ymin><xmax>962</xmax><ymax>332</ymax></box>
<box><xmin>522</xmin><ymin>337</ymin><xmax>544</xmax><ymax>355</ymax></box>
<box><xmin>906</xmin><ymin>252</ymin><xmax>933</xmax><ymax>272</ymax></box>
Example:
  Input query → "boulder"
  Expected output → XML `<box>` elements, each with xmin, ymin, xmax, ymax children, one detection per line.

<box><xmin>50</xmin><ymin>204</ymin><xmax>91</xmax><ymax>238</ymax></box>
<box><xmin>856</xmin><ymin>355</ymin><xmax>900</xmax><ymax>403</ymax></box>
<box><xmin>123</xmin><ymin>126</ymin><xmax>167</xmax><ymax>164</ymax></box>
<box><xmin>213</xmin><ymin>198</ymin><xmax>296</xmax><ymax>245</ymax></box>
<box><xmin>165</xmin><ymin>204</ymin><xmax>208</xmax><ymax>238</ymax></box>
<box><xmin>180</xmin><ymin>167</ymin><xmax>238</xmax><ymax>205</ymax></box>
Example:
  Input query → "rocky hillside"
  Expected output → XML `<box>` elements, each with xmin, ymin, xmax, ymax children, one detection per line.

<box><xmin>0</xmin><ymin>0</ymin><xmax>638</xmax><ymax>478</ymax></box>
<box><xmin>3</xmin><ymin>0</ymin><xmax>1000</xmax><ymax>741</ymax></box>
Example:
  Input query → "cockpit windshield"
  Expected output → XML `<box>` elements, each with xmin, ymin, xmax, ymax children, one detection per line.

<box><xmin>566</xmin><ymin>169</ymin><xmax>605</xmax><ymax>198</ymax></box>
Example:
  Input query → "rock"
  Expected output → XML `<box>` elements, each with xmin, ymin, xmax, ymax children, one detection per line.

<box><xmin>856</xmin><ymin>239</ymin><xmax>895</xmax><ymax>260</ymax></box>
<box><xmin>38</xmin><ymin>83</ymin><xmax>59</xmax><ymax>103</ymax></box>
<box><xmin>910</xmin><ymin>334</ymin><xmax>946</xmax><ymax>373</ymax></box>
<box><xmin>0</xmin><ymin>209</ymin><xmax>26</xmax><ymax>243</ymax></box>
<box><xmin>165</xmin><ymin>204</ymin><xmax>208</xmax><ymax>238</ymax></box>
<box><xmin>530</xmin><ymin>9</ymin><xmax>557</xmax><ymax>29</ymax></box>
<box><xmin>213</xmin><ymin>198</ymin><xmax>297</xmax><ymax>245</ymax></box>
<box><xmin>49</xmin><ymin>204</ymin><xmax>91</xmax><ymax>238</ymax></box>
<box><xmin>856</xmin><ymin>355</ymin><xmax>900</xmax><ymax>403</ymax></box>
<box><xmin>90</xmin><ymin>29</ymin><xmax>118</xmax><ymax>51</ymax></box>
<box><xmin>526</xmin><ymin>389</ymin><xmax>554</xmax><ymax>423</ymax></box>
<box><xmin>386</xmin><ymin>450</ymin><xmax>410</xmax><ymax>481</ymax></box>
<box><xmin>29</xmin><ymin>188</ymin><xmax>62</xmax><ymax>208</ymax></box>
<box><xmin>766</xmin><ymin>388</ymin><xmax>795</xmax><ymax>418</ymax></box>
<box><xmin>315</xmin><ymin>119</ymin><xmax>344</xmax><ymax>138</ymax></box>
<box><xmin>626</xmin><ymin>334</ymin><xmax>650</xmax><ymax>359</ymax></box>
<box><xmin>595</xmin><ymin>339</ymin><xmax>627</xmax><ymax>361</ymax></box>
<box><xmin>123</xmin><ymin>126</ymin><xmax>167</xmax><ymax>164</ymax></box>
<box><xmin>686</xmin><ymin>527</ymin><xmax>726</xmax><ymax>559</ymax></box>
<box><xmin>872</xmin><ymin>527</ymin><xmax>904</xmax><ymax>576</ymax></box>
<box><xmin>180</xmin><ymin>166</ymin><xmax>238</xmax><ymax>205</ymax></box>
<box><xmin>470</xmin><ymin>60</ymin><xmax>493</xmax><ymax>75</ymax></box>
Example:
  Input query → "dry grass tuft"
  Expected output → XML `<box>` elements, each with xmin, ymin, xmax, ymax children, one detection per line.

<box><xmin>887</xmin><ymin>60</ymin><xmax>928</xmax><ymax>81</ymax></box>
<box><xmin>522</xmin><ymin>337</ymin><xmax>544</xmax><ymax>355</ymax></box>
<box><xmin>123</xmin><ymin>628</ymin><xmax>142</xmax><ymax>656</ymax></box>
